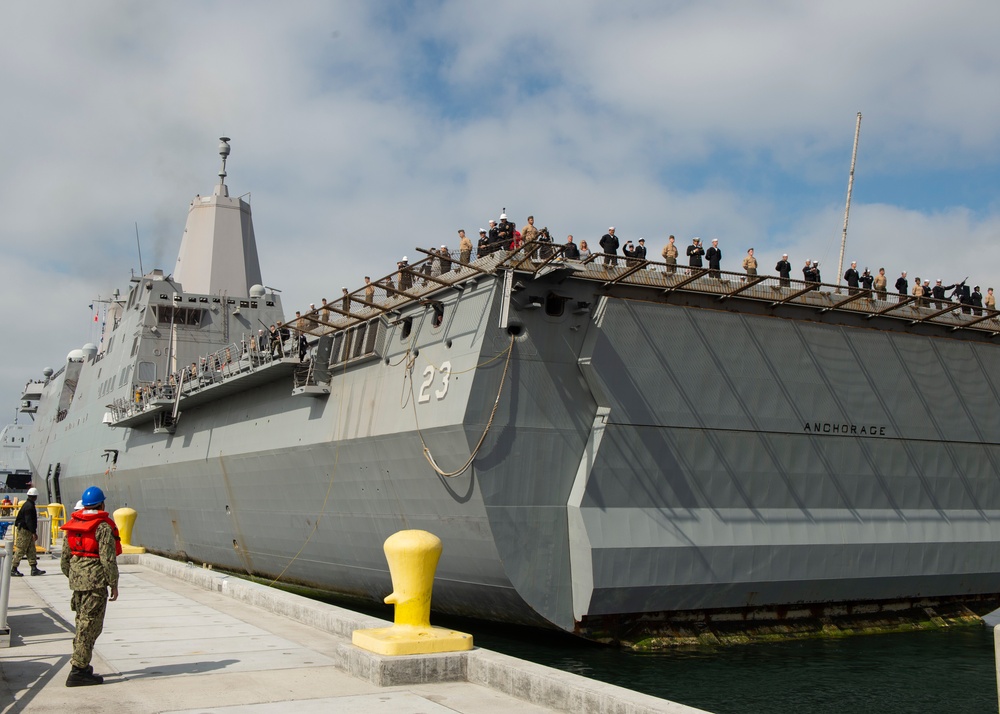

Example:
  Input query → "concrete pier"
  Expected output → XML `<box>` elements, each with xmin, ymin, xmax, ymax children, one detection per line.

<box><xmin>0</xmin><ymin>552</ymin><xmax>708</xmax><ymax>713</ymax></box>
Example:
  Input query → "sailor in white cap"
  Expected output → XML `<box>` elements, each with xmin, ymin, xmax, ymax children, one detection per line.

<box><xmin>687</xmin><ymin>236</ymin><xmax>704</xmax><ymax>273</ymax></box>
<box><xmin>600</xmin><ymin>226</ymin><xmax>620</xmax><ymax>267</ymax></box>
<box><xmin>776</xmin><ymin>253</ymin><xmax>792</xmax><ymax>286</ymax></box>
<box><xmin>844</xmin><ymin>261</ymin><xmax>860</xmax><ymax>295</ymax></box>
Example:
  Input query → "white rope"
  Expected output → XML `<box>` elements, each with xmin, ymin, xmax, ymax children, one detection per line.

<box><xmin>409</xmin><ymin>334</ymin><xmax>515</xmax><ymax>478</ymax></box>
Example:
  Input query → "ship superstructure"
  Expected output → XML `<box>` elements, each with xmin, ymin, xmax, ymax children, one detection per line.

<box><xmin>19</xmin><ymin>138</ymin><xmax>1000</xmax><ymax>644</ymax></box>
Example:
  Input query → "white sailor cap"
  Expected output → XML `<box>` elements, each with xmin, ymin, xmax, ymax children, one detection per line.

<box><xmin>479</xmin><ymin>228</ymin><xmax>486</xmax><ymax>233</ymax></box>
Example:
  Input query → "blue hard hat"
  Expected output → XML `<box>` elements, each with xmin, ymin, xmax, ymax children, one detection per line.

<box><xmin>81</xmin><ymin>486</ymin><xmax>106</xmax><ymax>508</ymax></box>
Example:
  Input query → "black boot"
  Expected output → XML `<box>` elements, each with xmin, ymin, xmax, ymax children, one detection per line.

<box><xmin>66</xmin><ymin>665</ymin><xmax>104</xmax><ymax>687</ymax></box>
<box><xmin>30</xmin><ymin>566</ymin><xmax>45</xmax><ymax>576</ymax></box>
<box><xmin>10</xmin><ymin>567</ymin><xmax>22</xmax><ymax>577</ymax></box>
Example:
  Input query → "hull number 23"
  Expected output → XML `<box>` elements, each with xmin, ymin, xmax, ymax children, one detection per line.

<box><xmin>418</xmin><ymin>362</ymin><xmax>451</xmax><ymax>403</ymax></box>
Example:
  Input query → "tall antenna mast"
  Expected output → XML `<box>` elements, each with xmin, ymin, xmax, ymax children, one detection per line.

<box><xmin>135</xmin><ymin>222</ymin><xmax>144</xmax><ymax>276</ymax></box>
<box><xmin>836</xmin><ymin>112</ymin><xmax>862</xmax><ymax>290</ymax></box>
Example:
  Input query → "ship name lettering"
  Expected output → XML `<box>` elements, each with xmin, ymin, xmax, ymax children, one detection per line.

<box><xmin>803</xmin><ymin>422</ymin><xmax>886</xmax><ymax>436</ymax></box>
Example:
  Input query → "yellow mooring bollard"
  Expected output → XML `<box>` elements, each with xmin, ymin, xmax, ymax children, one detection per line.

<box><xmin>112</xmin><ymin>507</ymin><xmax>146</xmax><ymax>554</ymax></box>
<box><xmin>352</xmin><ymin>529</ymin><xmax>473</xmax><ymax>656</ymax></box>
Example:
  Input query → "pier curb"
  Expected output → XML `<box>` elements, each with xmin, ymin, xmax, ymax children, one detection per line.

<box><xmin>126</xmin><ymin>553</ymin><xmax>707</xmax><ymax>713</ymax></box>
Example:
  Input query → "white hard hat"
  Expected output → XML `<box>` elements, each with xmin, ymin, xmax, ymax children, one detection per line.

<box><xmin>74</xmin><ymin>500</ymin><xmax>84</xmax><ymax>511</ymax></box>
<box><xmin>27</xmin><ymin>487</ymin><xmax>39</xmax><ymax>496</ymax></box>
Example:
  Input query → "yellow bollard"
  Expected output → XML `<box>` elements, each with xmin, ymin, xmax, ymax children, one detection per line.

<box><xmin>45</xmin><ymin>503</ymin><xmax>66</xmax><ymax>553</ymax></box>
<box><xmin>352</xmin><ymin>529</ymin><xmax>472</xmax><ymax>656</ymax></box>
<box><xmin>113</xmin><ymin>507</ymin><xmax>146</xmax><ymax>554</ymax></box>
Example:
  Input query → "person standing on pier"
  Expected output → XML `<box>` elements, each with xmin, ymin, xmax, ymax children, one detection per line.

<box><xmin>742</xmin><ymin>248</ymin><xmax>757</xmax><ymax>278</ymax></box>
<box><xmin>9</xmin><ymin>487</ymin><xmax>45</xmax><ymax>577</ymax></box>
<box><xmin>60</xmin><ymin>486</ymin><xmax>121</xmax><ymax>687</ymax></box>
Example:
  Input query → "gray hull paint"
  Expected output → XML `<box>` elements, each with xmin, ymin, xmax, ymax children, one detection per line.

<box><xmin>575</xmin><ymin>298</ymin><xmax>1000</xmax><ymax>620</ymax></box>
<box><xmin>32</xmin><ymin>272</ymin><xmax>1000</xmax><ymax>635</ymax></box>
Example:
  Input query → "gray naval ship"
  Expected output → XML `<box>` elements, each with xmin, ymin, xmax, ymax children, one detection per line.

<box><xmin>18</xmin><ymin>138</ymin><xmax>1000</xmax><ymax>645</ymax></box>
<box><xmin>0</xmin><ymin>421</ymin><xmax>33</xmax><ymax>493</ymax></box>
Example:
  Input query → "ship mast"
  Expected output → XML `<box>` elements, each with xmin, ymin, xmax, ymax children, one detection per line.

<box><xmin>836</xmin><ymin>112</ymin><xmax>862</xmax><ymax>291</ymax></box>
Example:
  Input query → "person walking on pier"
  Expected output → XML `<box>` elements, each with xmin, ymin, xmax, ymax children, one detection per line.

<box><xmin>10</xmin><ymin>487</ymin><xmax>45</xmax><ymax>576</ymax></box>
<box><xmin>60</xmin><ymin>486</ymin><xmax>121</xmax><ymax>686</ymax></box>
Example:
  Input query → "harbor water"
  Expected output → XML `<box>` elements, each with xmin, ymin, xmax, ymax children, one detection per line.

<box><xmin>314</xmin><ymin>587</ymin><xmax>997</xmax><ymax>714</ymax></box>
<box><xmin>467</xmin><ymin>622</ymin><xmax>997</xmax><ymax>714</ymax></box>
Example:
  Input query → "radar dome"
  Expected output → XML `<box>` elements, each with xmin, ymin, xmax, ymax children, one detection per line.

<box><xmin>82</xmin><ymin>343</ymin><xmax>98</xmax><ymax>359</ymax></box>
<box><xmin>249</xmin><ymin>284</ymin><xmax>267</xmax><ymax>297</ymax></box>
<box><xmin>67</xmin><ymin>349</ymin><xmax>86</xmax><ymax>362</ymax></box>
<box><xmin>42</xmin><ymin>368</ymin><xmax>54</xmax><ymax>377</ymax></box>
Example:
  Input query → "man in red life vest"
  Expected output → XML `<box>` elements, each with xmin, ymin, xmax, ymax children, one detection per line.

<box><xmin>60</xmin><ymin>486</ymin><xmax>121</xmax><ymax>687</ymax></box>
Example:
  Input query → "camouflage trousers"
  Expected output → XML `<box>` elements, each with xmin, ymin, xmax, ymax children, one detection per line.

<box><xmin>10</xmin><ymin>527</ymin><xmax>37</xmax><ymax>568</ymax></box>
<box><xmin>70</xmin><ymin>588</ymin><xmax>108</xmax><ymax>668</ymax></box>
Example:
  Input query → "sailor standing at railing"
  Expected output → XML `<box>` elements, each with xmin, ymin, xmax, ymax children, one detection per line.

<box><xmin>662</xmin><ymin>236</ymin><xmax>678</xmax><ymax>274</ymax></box>
<box><xmin>844</xmin><ymin>261</ymin><xmax>860</xmax><ymax>295</ymax></box>
<box><xmin>600</xmin><ymin>227</ymin><xmax>619</xmax><ymax>266</ymax></box>
<box><xmin>706</xmin><ymin>239</ymin><xmax>722</xmax><ymax>278</ymax></box>
<box><xmin>776</xmin><ymin>254</ymin><xmax>791</xmax><ymax>287</ymax></box>
<box><xmin>742</xmin><ymin>248</ymin><xmax>758</xmax><ymax>278</ymax></box>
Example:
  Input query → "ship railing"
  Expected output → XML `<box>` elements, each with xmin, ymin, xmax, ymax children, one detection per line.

<box><xmin>173</xmin><ymin>341</ymin><xmax>256</xmax><ymax>397</ymax></box>
<box><xmin>289</xmin><ymin>248</ymin><xmax>505</xmax><ymax>340</ymax></box>
<box><xmin>563</xmin><ymin>254</ymin><xmax>1000</xmax><ymax>335</ymax></box>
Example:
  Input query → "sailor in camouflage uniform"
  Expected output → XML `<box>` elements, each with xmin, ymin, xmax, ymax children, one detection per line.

<box><xmin>10</xmin><ymin>487</ymin><xmax>46</xmax><ymax>576</ymax></box>
<box><xmin>59</xmin><ymin>486</ymin><xmax>121</xmax><ymax>687</ymax></box>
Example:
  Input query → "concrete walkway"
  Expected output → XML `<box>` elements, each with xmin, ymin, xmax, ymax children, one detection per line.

<box><xmin>1</xmin><ymin>553</ymin><xmax>708</xmax><ymax>714</ymax></box>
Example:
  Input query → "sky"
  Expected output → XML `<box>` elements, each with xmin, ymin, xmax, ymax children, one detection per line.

<box><xmin>1</xmin><ymin>0</ymin><xmax>999</xmax><ymax>418</ymax></box>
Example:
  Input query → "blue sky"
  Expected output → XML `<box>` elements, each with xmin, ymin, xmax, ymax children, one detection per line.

<box><xmin>1</xmin><ymin>0</ymin><xmax>999</xmax><ymax>416</ymax></box>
